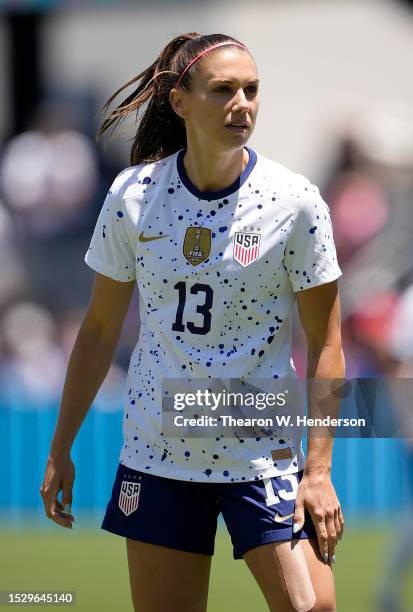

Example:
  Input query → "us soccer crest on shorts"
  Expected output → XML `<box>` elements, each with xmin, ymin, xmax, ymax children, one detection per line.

<box><xmin>118</xmin><ymin>480</ymin><xmax>141</xmax><ymax>516</ymax></box>
<box><xmin>233</xmin><ymin>232</ymin><xmax>261</xmax><ymax>267</ymax></box>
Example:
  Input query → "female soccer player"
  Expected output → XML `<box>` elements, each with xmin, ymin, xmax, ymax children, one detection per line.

<box><xmin>41</xmin><ymin>32</ymin><xmax>345</xmax><ymax>612</ymax></box>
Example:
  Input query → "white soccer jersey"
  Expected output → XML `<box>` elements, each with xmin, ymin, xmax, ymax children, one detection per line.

<box><xmin>85</xmin><ymin>147</ymin><xmax>342</xmax><ymax>482</ymax></box>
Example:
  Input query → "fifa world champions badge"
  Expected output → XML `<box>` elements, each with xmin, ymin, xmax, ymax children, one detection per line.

<box><xmin>118</xmin><ymin>481</ymin><xmax>141</xmax><ymax>516</ymax></box>
<box><xmin>183</xmin><ymin>226</ymin><xmax>211</xmax><ymax>266</ymax></box>
<box><xmin>233</xmin><ymin>232</ymin><xmax>261</xmax><ymax>267</ymax></box>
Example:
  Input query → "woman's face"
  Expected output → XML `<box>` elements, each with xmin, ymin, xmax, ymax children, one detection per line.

<box><xmin>171</xmin><ymin>48</ymin><xmax>260</xmax><ymax>152</ymax></box>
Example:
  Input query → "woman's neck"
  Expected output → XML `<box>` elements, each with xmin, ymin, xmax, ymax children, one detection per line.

<box><xmin>183</xmin><ymin>144</ymin><xmax>249</xmax><ymax>193</ymax></box>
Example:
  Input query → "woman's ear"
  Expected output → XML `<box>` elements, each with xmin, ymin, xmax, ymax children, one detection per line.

<box><xmin>169</xmin><ymin>88</ymin><xmax>187</xmax><ymax>120</ymax></box>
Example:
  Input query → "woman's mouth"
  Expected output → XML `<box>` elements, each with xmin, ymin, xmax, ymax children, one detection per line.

<box><xmin>225</xmin><ymin>124</ymin><xmax>249</xmax><ymax>133</ymax></box>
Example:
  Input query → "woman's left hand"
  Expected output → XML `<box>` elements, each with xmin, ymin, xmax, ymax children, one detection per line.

<box><xmin>293</xmin><ymin>471</ymin><xmax>344</xmax><ymax>564</ymax></box>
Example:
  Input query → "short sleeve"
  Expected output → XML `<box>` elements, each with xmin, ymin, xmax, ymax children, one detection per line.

<box><xmin>284</xmin><ymin>184</ymin><xmax>342</xmax><ymax>292</ymax></box>
<box><xmin>84</xmin><ymin>187</ymin><xmax>136</xmax><ymax>282</ymax></box>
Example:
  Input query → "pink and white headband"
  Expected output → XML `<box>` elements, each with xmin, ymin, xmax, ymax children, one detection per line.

<box><xmin>176</xmin><ymin>41</ymin><xmax>247</xmax><ymax>89</ymax></box>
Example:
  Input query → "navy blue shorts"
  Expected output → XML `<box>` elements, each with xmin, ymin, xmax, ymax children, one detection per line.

<box><xmin>102</xmin><ymin>464</ymin><xmax>317</xmax><ymax>560</ymax></box>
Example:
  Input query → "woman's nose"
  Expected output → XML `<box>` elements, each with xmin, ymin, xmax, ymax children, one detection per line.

<box><xmin>232</xmin><ymin>89</ymin><xmax>249</xmax><ymax>111</ymax></box>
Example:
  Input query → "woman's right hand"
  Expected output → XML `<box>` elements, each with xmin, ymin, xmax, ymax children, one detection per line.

<box><xmin>40</xmin><ymin>453</ymin><xmax>75</xmax><ymax>529</ymax></box>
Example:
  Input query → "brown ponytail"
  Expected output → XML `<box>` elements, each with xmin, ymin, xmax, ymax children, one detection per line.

<box><xmin>98</xmin><ymin>32</ymin><xmax>248</xmax><ymax>166</ymax></box>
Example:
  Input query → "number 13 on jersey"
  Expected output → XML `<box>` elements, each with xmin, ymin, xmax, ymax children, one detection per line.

<box><xmin>172</xmin><ymin>281</ymin><xmax>214</xmax><ymax>335</ymax></box>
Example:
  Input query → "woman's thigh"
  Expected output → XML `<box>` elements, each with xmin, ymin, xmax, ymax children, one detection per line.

<box><xmin>126</xmin><ymin>539</ymin><xmax>212</xmax><ymax>612</ymax></box>
<box><xmin>243</xmin><ymin>537</ymin><xmax>336</xmax><ymax>612</ymax></box>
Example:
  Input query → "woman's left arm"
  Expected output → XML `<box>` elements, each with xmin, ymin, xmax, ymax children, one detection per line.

<box><xmin>293</xmin><ymin>279</ymin><xmax>345</xmax><ymax>565</ymax></box>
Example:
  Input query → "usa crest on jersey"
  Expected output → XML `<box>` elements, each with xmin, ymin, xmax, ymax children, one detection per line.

<box><xmin>233</xmin><ymin>232</ymin><xmax>261</xmax><ymax>267</ymax></box>
<box><xmin>118</xmin><ymin>481</ymin><xmax>141</xmax><ymax>516</ymax></box>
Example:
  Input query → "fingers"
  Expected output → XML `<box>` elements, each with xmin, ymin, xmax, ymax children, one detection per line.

<box><xmin>56</xmin><ymin>499</ymin><xmax>74</xmax><ymax>527</ymax></box>
<box><xmin>313</xmin><ymin>513</ymin><xmax>329</xmax><ymax>563</ymax></box>
<box><xmin>293</xmin><ymin>496</ymin><xmax>305</xmax><ymax>534</ymax></box>
<box><xmin>40</xmin><ymin>466</ymin><xmax>74</xmax><ymax>529</ymax></box>
<box><xmin>296</xmin><ymin>475</ymin><xmax>343</xmax><ymax>566</ymax></box>
<box><xmin>339</xmin><ymin>506</ymin><xmax>345</xmax><ymax>536</ymax></box>
<box><xmin>325</xmin><ymin>512</ymin><xmax>337</xmax><ymax>564</ymax></box>
<box><xmin>334</xmin><ymin>506</ymin><xmax>344</xmax><ymax>541</ymax></box>
<box><xmin>61</xmin><ymin>477</ymin><xmax>75</xmax><ymax>525</ymax></box>
<box><xmin>40</xmin><ymin>484</ymin><xmax>72</xmax><ymax>529</ymax></box>
<box><xmin>312</xmin><ymin>508</ymin><xmax>340</xmax><ymax>565</ymax></box>
<box><xmin>295</xmin><ymin>492</ymin><xmax>338</xmax><ymax>564</ymax></box>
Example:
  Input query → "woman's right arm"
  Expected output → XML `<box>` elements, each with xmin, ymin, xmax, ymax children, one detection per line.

<box><xmin>40</xmin><ymin>272</ymin><xmax>136</xmax><ymax>528</ymax></box>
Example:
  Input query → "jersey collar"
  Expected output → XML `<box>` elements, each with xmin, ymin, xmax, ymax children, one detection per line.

<box><xmin>177</xmin><ymin>147</ymin><xmax>257</xmax><ymax>201</ymax></box>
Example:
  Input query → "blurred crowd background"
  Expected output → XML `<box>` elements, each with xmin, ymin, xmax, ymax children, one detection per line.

<box><xmin>0</xmin><ymin>0</ymin><xmax>413</xmax><ymax>609</ymax></box>
<box><xmin>1</xmin><ymin>0</ymin><xmax>413</xmax><ymax>403</ymax></box>
<box><xmin>0</xmin><ymin>2</ymin><xmax>412</xmax><ymax>464</ymax></box>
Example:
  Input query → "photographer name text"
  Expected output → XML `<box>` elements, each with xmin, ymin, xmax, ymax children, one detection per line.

<box><xmin>173</xmin><ymin>415</ymin><xmax>366</xmax><ymax>428</ymax></box>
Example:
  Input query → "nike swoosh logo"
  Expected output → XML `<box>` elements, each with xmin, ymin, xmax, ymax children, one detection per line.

<box><xmin>138</xmin><ymin>232</ymin><xmax>169</xmax><ymax>242</ymax></box>
<box><xmin>274</xmin><ymin>512</ymin><xmax>294</xmax><ymax>523</ymax></box>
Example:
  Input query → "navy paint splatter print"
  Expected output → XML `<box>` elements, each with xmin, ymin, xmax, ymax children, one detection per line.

<box><xmin>84</xmin><ymin>147</ymin><xmax>341</xmax><ymax>482</ymax></box>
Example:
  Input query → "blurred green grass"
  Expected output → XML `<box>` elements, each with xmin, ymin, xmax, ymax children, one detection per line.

<box><xmin>0</xmin><ymin>525</ymin><xmax>412</xmax><ymax>611</ymax></box>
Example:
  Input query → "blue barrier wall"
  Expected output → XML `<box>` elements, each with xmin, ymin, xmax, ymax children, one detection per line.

<box><xmin>0</xmin><ymin>402</ymin><xmax>412</xmax><ymax>521</ymax></box>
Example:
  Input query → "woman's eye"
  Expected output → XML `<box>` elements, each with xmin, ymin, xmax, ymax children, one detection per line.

<box><xmin>213</xmin><ymin>84</ymin><xmax>258</xmax><ymax>94</ymax></box>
